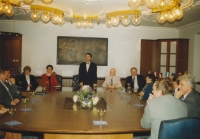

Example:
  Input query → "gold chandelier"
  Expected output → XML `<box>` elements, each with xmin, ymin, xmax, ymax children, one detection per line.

<box><xmin>0</xmin><ymin>0</ymin><xmax>53</xmax><ymax>17</ymax></box>
<box><xmin>106</xmin><ymin>10</ymin><xmax>142</xmax><ymax>27</ymax></box>
<box><xmin>106</xmin><ymin>0</ymin><xmax>184</xmax><ymax>27</ymax></box>
<box><xmin>130</xmin><ymin>0</ymin><xmax>184</xmax><ymax>23</ymax></box>
<box><xmin>30</xmin><ymin>5</ymin><xmax>65</xmax><ymax>26</ymax></box>
<box><xmin>72</xmin><ymin>14</ymin><xmax>99</xmax><ymax>29</ymax></box>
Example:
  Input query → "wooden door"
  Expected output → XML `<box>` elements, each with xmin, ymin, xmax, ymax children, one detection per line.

<box><xmin>0</xmin><ymin>33</ymin><xmax>22</xmax><ymax>77</ymax></box>
<box><xmin>140</xmin><ymin>39</ymin><xmax>159</xmax><ymax>78</ymax></box>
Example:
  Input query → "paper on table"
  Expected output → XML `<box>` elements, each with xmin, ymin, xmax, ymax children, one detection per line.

<box><xmin>4</xmin><ymin>121</ymin><xmax>22</xmax><ymax>126</ymax></box>
<box><xmin>20</xmin><ymin>108</ymin><xmax>33</xmax><ymax>111</ymax></box>
<box><xmin>134</xmin><ymin>104</ymin><xmax>144</xmax><ymax>107</ymax></box>
<box><xmin>93</xmin><ymin>121</ymin><xmax>108</xmax><ymax>125</ymax></box>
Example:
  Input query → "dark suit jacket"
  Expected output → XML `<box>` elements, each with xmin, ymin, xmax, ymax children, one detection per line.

<box><xmin>79</xmin><ymin>62</ymin><xmax>97</xmax><ymax>88</ymax></box>
<box><xmin>142</xmin><ymin>82</ymin><xmax>154</xmax><ymax>101</ymax></box>
<box><xmin>17</xmin><ymin>74</ymin><xmax>38</xmax><ymax>90</ymax></box>
<box><xmin>125</xmin><ymin>74</ymin><xmax>145</xmax><ymax>92</ymax></box>
<box><xmin>0</xmin><ymin>81</ymin><xmax>14</xmax><ymax>108</ymax></box>
<box><xmin>5</xmin><ymin>80</ymin><xmax>21</xmax><ymax>100</ymax></box>
<box><xmin>183</xmin><ymin>89</ymin><xmax>200</xmax><ymax>118</ymax></box>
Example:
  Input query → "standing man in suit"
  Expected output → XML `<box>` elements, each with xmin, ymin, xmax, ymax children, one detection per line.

<box><xmin>79</xmin><ymin>53</ymin><xmax>97</xmax><ymax>88</ymax></box>
<box><xmin>141</xmin><ymin>79</ymin><xmax>187</xmax><ymax>139</ymax></box>
<box><xmin>125</xmin><ymin>67</ymin><xmax>145</xmax><ymax>92</ymax></box>
<box><xmin>102</xmin><ymin>68</ymin><xmax>122</xmax><ymax>89</ymax></box>
<box><xmin>175</xmin><ymin>74</ymin><xmax>200</xmax><ymax>118</ymax></box>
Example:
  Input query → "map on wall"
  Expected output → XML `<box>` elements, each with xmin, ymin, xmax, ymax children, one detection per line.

<box><xmin>57</xmin><ymin>36</ymin><xmax>108</xmax><ymax>66</ymax></box>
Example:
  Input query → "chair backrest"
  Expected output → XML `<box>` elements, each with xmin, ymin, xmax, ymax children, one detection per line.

<box><xmin>158</xmin><ymin>117</ymin><xmax>200</xmax><ymax>139</ymax></box>
<box><xmin>55</xmin><ymin>74</ymin><xmax>62</xmax><ymax>86</ymax></box>
<box><xmin>72</xmin><ymin>75</ymin><xmax>80</xmax><ymax>90</ymax></box>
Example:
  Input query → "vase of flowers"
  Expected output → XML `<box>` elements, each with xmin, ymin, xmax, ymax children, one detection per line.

<box><xmin>73</xmin><ymin>85</ymin><xmax>100</xmax><ymax>109</ymax></box>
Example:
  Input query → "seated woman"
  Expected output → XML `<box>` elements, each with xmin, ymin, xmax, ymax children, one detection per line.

<box><xmin>139</xmin><ymin>74</ymin><xmax>155</xmax><ymax>101</ymax></box>
<box><xmin>17</xmin><ymin>66</ymin><xmax>38</xmax><ymax>91</ymax></box>
<box><xmin>42</xmin><ymin>65</ymin><xmax>59</xmax><ymax>90</ymax></box>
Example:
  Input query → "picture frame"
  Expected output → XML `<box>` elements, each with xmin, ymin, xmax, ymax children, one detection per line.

<box><xmin>57</xmin><ymin>36</ymin><xmax>108</xmax><ymax>66</ymax></box>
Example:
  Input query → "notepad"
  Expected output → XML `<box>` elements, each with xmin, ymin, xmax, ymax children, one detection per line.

<box><xmin>35</xmin><ymin>92</ymin><xmax>46</xmax><ymax>95</ymax></box>
<box><xmin>20</xmin><ymin>108</ymin><xmax>33</xmax><ymax>111</ymax></box>
<box><xmin>134</xmin><ymin>104</ymin><xmax>144</xmax><ymax>107</ymax></box>
<box><xmin>4</xmin><ymin>121</ymin><xmax>22</xmax><ymax>126</ymax></box>
<box><xmin>29</xmin><ymin>100</ymin><xmax>40</xmax><ymax>102</ymax></box>
<box><xmin>93</xmin><ymin>121</ymin><xmax>108</xmax><ymax>125</ymax></box>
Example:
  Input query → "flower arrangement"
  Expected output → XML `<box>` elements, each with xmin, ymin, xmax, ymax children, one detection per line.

<box><xmin>73</xmin><ymin>85</ymin><xmax>100</xmax><ymax>107</ymax></box>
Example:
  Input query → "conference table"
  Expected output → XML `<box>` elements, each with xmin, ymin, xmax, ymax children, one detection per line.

<box><xmin>0</xmin><ymin>87</ymin><xmax>150</xmax><ymax>139</ymax></box>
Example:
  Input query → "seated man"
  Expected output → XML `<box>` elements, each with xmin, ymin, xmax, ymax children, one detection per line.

<box><xmin>0</xmin><ymin>67</ymin><xmax>20</xmax><ymax>109</ymax></box>
<box><xmin>175</xmin><ymin>74</ymin><xmax>200</xmax><ymax>118</ymax></box>
<box><xmin>102</xmin><ymin>68</ymin><xmax>122</xmax><ymax>89</ymax></box>
<box><xmin>141</xmin><ymin>79</ymin><xmax>187</xmax><ymax>139</ymax></box>
<box><xmin>125</xmin><ymin>67</ymin><xmax>145</xmax><ymax>92</ymax></box>
<box><xmin>4</xmin><ymin>68</ymin><xmax>21</xmax><ymax>100</ymax></box>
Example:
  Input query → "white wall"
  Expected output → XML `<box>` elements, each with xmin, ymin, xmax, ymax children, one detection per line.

<box><xmin>0</xmin><ymin>20</ymin><xmax>179</xmax><ymax>77</ymax></box>
<box><xmin>179</xmin><ymin>23</ymin><xmax>200</xmax><ymax>92</ymax></box>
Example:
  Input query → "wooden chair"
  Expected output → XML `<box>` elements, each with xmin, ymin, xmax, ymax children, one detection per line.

<box><xmin>72</xmin><ymin>75</ymin><xmax>80</xmax><ymax>91</ymax></box>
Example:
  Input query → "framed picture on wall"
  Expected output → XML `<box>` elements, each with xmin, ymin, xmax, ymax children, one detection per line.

<box><xmin>57</xmin><ymin>36</ymin><xmax>108</xmax><ymax>66</ymax></box>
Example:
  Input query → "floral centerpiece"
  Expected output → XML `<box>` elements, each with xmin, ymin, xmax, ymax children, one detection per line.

<box><xmin>73</xmin><ymin>85</ymin><xmax>100</xmax><ymax>108</ymax></box>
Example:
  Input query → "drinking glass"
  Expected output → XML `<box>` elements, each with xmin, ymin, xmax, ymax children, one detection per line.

<box><xmin>31</xmin><ymin>91</ymin><xmax>35</xmax><ymax>100</ymax></box>
<box><xmin>128</xmin><ymin>90</ymin><xmax>131</xmax><ymax>98</ymax></box>
<box><xmin>23</xmin><ymin>98</ymin><xmax>27</xmax><ymax>110</ymax></box>
<box><xmin>46</xmin><ymin>81</ymin><xmax>49</xmax><ymax>90</ymax></box>
<box><xmin>8</xmin><ymin>109</ymin><xmax>15</xmax><ymax>124</ymax></box>
<box><xmin>138</xmin><ymin>95</ymin><xmax>142</xmax><ymax>108</ymax></box>
<box><xmin>98</xmin><ymin>109</ymin><xmax>106</xmax><ymax>121</ymax></box>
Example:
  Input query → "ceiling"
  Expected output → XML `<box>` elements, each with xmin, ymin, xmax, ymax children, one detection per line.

<box><xmin>0</xmin><ymin>0</ymin><xmax>200</xmax><ymax>28</ymax></box>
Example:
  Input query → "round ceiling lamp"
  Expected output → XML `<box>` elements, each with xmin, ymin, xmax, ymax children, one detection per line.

<box><xmin>157</xmin><ymin>12</ymin><xmax>166</xmax><ymax>23</ymax></box>
<box><xmin>132</xmin><ymin>14</ymin><xmax>141</xmax><ymax>25</ymax></box>
<box><xmin>76</xmin><ymin>19</ymin><xmax>82</xmax><ymax>28</ymax></box>
<box><xmin>22</xmin><ymin>0</ymin><xmax>34</xmax><ymax>5</ymax></box>
<box><xmin>122</xmin><ymin>15</ymin><xmax>130</xmax><ymax>26</ymax></box>
<box><xmin>31</xmin><ymin>9</ymin><xmax>40</xmax><ymax>22</ymax></box>
<box><xmin>0</xmin><ymin>1</ymin><xmax>5</xmax><ymax>15</ymax></box>
<box><xmin>42</xmin><ymin>0</ymin><xmax>53</xmax><ymax>5</ymax></box>
<box><xmin>106</xmin><ymin>18</ymin><xmax>112</xmax><ymax>28</ymax></box>
<box><xmin>41</xmin><ymin>11</ymin><xmax>50</xmax><ymax>23</ymax></box>
<box><xmin>111</xmin><ymin>16</ymin><xmax>119</xmax><ymax>27</ymax></box>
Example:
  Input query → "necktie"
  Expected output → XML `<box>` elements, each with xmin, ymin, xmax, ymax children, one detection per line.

<box><xmin>132</xmin><ymin>76</ymin><xmax>135</xmax><ymax>85</ymax></box>
<box><xmin>111</xmin><ymin>78</ymin><xmax>113</xmax><ymax>86</ymax></box>
<box><xmin>86</xmin><ymin>63</ymin><xmax>89</xmax><ymax>72</ymax></box>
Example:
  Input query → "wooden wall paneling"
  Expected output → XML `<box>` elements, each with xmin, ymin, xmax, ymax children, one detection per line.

<box><xmin>176</xmin><ymin>39</ymin><xmax>189</xmax><ymax>74</ymax></box>
<box><xmin>0</xmin><ymin>33</ymin><xmax>22</xmax><ymax>77</ymax></box>
<box><xmin>140</xmin><ymin>39</ymin><xmax>157</xmax><ymax>77</ymax></box>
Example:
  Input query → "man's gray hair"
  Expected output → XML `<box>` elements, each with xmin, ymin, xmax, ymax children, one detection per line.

<box><xmin>178</xmin><ymin>74</ymin><xmax>196</xmax><ymax>89</ymax></box>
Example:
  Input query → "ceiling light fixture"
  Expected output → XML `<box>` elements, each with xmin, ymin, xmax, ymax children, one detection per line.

<box><xmin>129</xmin><ymin>0</ymin><xmax>184</xmax><ymax>24</ymax></box>
<box><xmin>42</xmin><ymin>0</ymin><xmax>53</xmax><ymax>5</ymax></box>
<box><xmin>106</xmin><ymin>10</ymin><xmax>142</xmax><ymax>27</ymax></box>
<box><xmin>0</xmin><ymin>0</ymin><xmax>36</xmax><ymax>17</ymax></box>
<box><xmin>72</xmin><ymin>14</ymin><xmax>99</xmax><ymax>29</ymax></box>
<box><xmin>106</xmin><ymin>0</ymin><xmax>189</xmax><ymax>27</ymax></box>
<box><xmin>30</xmin><ymin>5</ymin><xmax>65</xmax><ymax>26</ymax></box>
